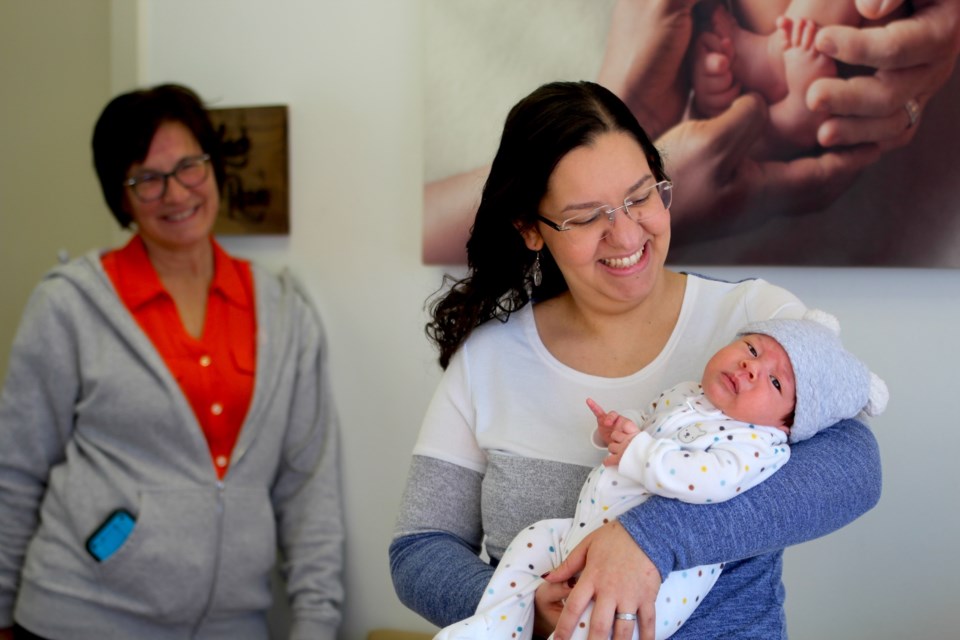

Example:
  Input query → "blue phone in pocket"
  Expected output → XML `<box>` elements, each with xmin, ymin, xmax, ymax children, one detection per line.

<box><xmin>85</xmin><ymin>509</ymin><xmax>136</xmax><ymax>562</ymax></box>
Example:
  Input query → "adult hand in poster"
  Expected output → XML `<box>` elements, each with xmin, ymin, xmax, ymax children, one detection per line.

<box><xmin>422</xmin><ymin>166</ymin><xmax>487</xmax><ymax>264</ymax></box>
<box><xmin>810</xmin><ymin>0</ymin><xmax>960</xmax><ymax>150</ymax></box>
<box><xmin>661</xmin><ymin>92</ymin><xmax>881</xmax><ymax>241</ymax></box>
<box><xmin>598</xmin><ymin>0</ymin><xmax>701</xmax><ymax>140</ymax></box>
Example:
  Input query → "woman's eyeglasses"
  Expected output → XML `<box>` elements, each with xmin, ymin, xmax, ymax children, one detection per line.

<box><xmin>124</xmin><ymin>154</ymin><xmax>211</xmax><ymax>202</ymax></box>
<box><xmin>537</xmin><ymin>180</ymin><xmax>673</xmax><ymax>240</ymax></box>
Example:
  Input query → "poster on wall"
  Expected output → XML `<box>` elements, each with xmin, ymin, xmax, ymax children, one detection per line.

<box><xmin>208</xmin><ymin>105</ymin><xmax>290</xmax><ymax>235</ymax></box>
<box><xmin>422</xmin><ymin>0</ymin><xmax>960</xmax><ymax>268</ymax></box>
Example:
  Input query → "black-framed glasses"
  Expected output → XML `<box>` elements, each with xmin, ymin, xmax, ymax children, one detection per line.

<box><xmin>537</xmin><ymin>180</ymin><xmax>673</xmax><ymax>237</ymax></box>
<box><xmin>123</xmin><ymin>154</ymin><xmax>211</xmax><ymax>202</ymax></box>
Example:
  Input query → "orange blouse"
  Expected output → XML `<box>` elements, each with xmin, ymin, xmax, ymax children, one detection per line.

<box><xmin>102</xmin><ymin>236</ymin><xmax>256</xmax><ymax>479</ymax></box>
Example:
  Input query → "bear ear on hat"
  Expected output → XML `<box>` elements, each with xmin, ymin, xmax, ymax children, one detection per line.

<box><xmin>805</xmin><ymin>307</ymin><xmax>889</xmax><ymax>419</ymax></box>
<box><xmin>865</xmin><ymin>372</ymin><xmax>889</xmax><ymax>417</ymax></box>
<box><xmin>804</xmin><ymin>308</ymin><xmax>840</xmax><ymax>335</ymax></box>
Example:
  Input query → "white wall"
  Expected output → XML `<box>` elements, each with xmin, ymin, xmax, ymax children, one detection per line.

<box><xmin>132</xmin><ymin>1</ymin><xmax>959</xmax><ymax>638</ymax></box>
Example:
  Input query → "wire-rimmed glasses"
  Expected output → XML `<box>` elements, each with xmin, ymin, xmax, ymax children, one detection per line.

<box><xmin>124</xmin><ymin>154</ymin><xmax>211</xmax><ymax>202</ymax></box>
<box><xmin>537</xmin><ymin>180</ymin><xmax>673</xmax><ymax>239</ymax></box>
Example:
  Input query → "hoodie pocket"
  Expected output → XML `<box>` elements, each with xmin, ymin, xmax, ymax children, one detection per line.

<box><xmin>96</xmin><ymin>488</ymin><xmax>219</xmax><ymax>623</ymax></box>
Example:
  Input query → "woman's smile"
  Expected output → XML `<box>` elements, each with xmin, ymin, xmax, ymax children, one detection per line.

<box><xmin>161</xmin><ymin>205</ymin><xmax>201</xmax><ymax>223</ymax></box>
<box><xmin>600</xmin><ymin>246</ymin><xmax>644</xmax><ymax>270</ymax></box>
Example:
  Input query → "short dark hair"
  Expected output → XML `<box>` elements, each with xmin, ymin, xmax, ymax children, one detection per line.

<box><xmin>427</xmin><ymin>81</ymin><xmax>668</xmax><ymax>368</ymax></box>
<box><xmin>91</xmin><ymin>83</ymin><xmax>225</xmax><ymax>228</ymax></box>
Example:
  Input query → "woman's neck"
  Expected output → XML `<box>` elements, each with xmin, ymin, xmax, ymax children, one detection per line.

<box><xmin>534</xmin><ymin>270</ymin><xmax>687</xmax><ymax>377</ymax></box>
<box><xmin>140</xmin><ymin>235</ymin><xmax>215</xmax><ymax>339</ymax></box>
<box><xmin>141</xmin><ymin>236</ymin><xmax>214</xmax><ymax>283</ymax></box>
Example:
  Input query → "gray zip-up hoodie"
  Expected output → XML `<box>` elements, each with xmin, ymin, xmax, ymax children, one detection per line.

<box><xmin>0</xmin><ymin>251</ymin><xmax>344</xmax><ymax>639</ymax></box>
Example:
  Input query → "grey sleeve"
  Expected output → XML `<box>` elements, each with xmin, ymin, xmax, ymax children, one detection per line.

<box><xmin>0</xmin><ymin>281</ymin><xmax>77</xmax><ymax>625</ymax></box>
<box><xmin>390</xmin><ymin>455</ymin><xmax>492</xmax><ymax>626</ymax></box>
<box><xmin>271</xmin><ymin>291</ymin><xmax>345</xmax><ymax>640</ymax></box>
<box><xmin>394</xmin><ymin>455</ymin><xmax>484</xmax><ymax>544</ymax></box>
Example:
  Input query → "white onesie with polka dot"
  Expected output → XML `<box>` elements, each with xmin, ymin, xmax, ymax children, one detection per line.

<box><xmin>433</xmin><ymin>381</ymin><xmax>790</xmax><ymax>640</ymax></box>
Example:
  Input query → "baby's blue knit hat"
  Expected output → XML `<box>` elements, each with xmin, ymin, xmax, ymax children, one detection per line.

<box><xmin>739</xmin><ymin>309</ymin><xmax>888</xmax><ymax>443</ymax></box>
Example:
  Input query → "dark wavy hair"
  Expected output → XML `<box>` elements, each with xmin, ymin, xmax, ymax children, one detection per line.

<box><xmin>91</xmin><ymin>83</ymin><xmax>225</xmax><ymax>228</ymax></box>
<box><xmin>426</xmin><ymin>81</ymin><xmax>668</xmax><ymax>369</ymax></box>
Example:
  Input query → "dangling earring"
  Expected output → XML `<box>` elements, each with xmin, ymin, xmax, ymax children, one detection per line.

<box><xmin>532</xmin><ymin>252</ymin><xmax>543</xmax><ymax>287</ymax></box>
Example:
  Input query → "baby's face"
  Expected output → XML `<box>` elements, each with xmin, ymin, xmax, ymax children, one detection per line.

<box><xmin>702</xmin><ymin>334</ymin><xmax>796</xmax><ymax>430</ymax></box>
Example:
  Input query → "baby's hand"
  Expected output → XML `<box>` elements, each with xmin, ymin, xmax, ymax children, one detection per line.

<box><xmin>612</xmin><ymin>418</ymin><xmax>640</xmax><ymax>440</ymax></box>
<box><xmin>588</xmin><ymin>398</ymin><xmax>642</xmax><ymax>466</ymax></box>
<box><xmin>586</xmin><ymin>397</ymin><xmax>620</xmax><ymax>445</ymax></box>
<box><xmin>604</xmin><ymin>419</ymin><xmax>641</xmax><ymax>466</ymax></box>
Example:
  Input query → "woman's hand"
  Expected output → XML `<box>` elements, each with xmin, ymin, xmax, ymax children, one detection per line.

<box><xmin>810</xmin><ymin>0</ymin><xmax>960</xmax><ymax>150</ymax></box>
<box><xmin>661</xmin><ymin>92</ymin><xmax>880</xmax><ymax>241</ymax></box>
<box><xmin>544</xmin><ymin>521</ymin><xmax>662</xmax><ymax>640</ymax></box>
<box><xmin>598</xmin><ymin>0</ymin><xmax>701</xmax><ymax>139</ymax></box>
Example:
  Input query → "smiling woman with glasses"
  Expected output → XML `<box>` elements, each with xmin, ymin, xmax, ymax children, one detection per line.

<box><xmin>0</xmin><ymin>84</ymin><xmax>345</xmax><ymax>640</ymax></box>
<box><xmin>391</xmin><ymin>80</ymin><xmax>881</xmax><ymax>640</ymax></box>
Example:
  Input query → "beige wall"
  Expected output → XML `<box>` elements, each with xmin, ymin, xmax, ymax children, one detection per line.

<box><xmin>0</xmin><ymin>0</ymin><xmax>119</xmax><ymax>381</ymax></box>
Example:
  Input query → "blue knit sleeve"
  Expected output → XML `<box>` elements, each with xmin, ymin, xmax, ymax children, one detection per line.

<box><xmin>618</xmin><ymin>418</ymin><xmax>881</xmax><ymax>578</ymax></box>
<box><xmin>389</xmin><ymin>531</ymin><xmax>495</xmax><ymax>627</ymax></box>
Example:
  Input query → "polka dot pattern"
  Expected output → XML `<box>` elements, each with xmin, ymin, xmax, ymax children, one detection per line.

<box><xmin>433</xmin><ymin>382</ymin><xmax>788</xmax><ymax>640</ymax></box>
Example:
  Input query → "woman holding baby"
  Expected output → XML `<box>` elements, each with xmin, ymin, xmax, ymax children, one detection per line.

<box><xmin>391</xmin><ymin>79</ymin><xmax>881</xmax><ymax>639</ymax></box>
